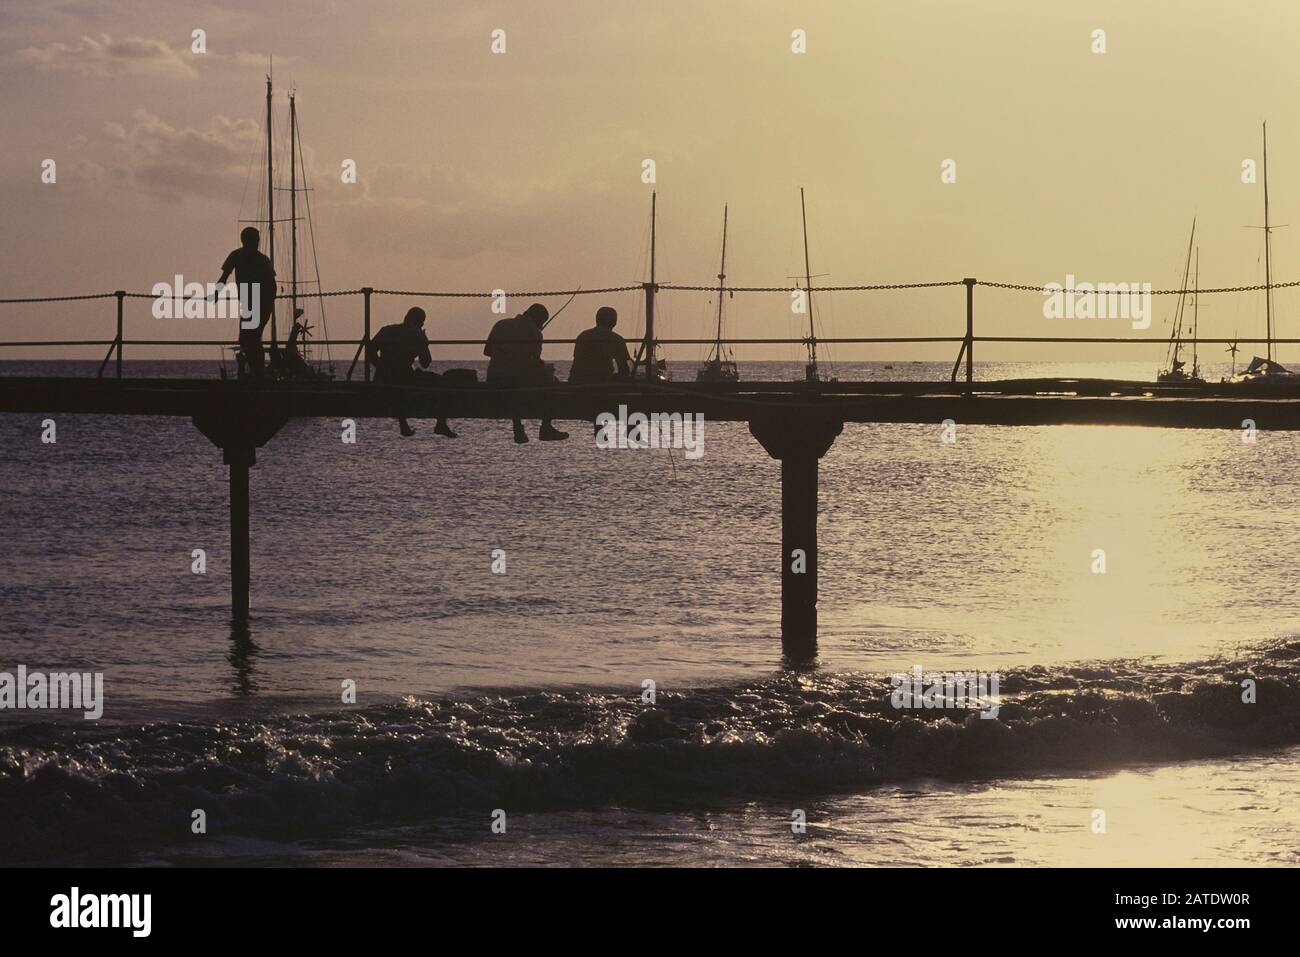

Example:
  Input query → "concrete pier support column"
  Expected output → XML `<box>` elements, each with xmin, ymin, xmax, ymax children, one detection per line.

<box><xmin>748</xmin><ymin>414</ymin><xmax>843</xmax><ymax>663</ymax></box>
<box><xmin>193</xmin><ymin>403</ymin><xmax>288</xmax><ymax>622</ymax></box>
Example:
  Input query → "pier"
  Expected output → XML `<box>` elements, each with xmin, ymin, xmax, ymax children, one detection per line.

<box><xmin>7</xmin><ymin>275</ymin><xmax>1300</xmax><ymax>661</ymax></box>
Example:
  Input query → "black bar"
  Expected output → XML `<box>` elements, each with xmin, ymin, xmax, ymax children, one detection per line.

<box><xmin>6</xmin><ymin>867</ymin><xmax>1281</xmax><ymax>943</ymax></box>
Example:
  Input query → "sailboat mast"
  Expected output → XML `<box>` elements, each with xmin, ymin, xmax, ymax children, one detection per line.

<box><xmin>290</xmin><ymin>91</ymin><xmax>298</xmax><ymax>331</ymax></box>
<box><xmin>1264</xmin><ymin>122</ymin><xmax>1274</xmax><ymax>363</ymax></box>
<box><xmin>800</xmin><ymin>187</ymin><xmax>817</xmax><ymax>376</ymax></box>
<box><xmin>643</xmin><ymin>190</ymin><xmax>656</xmax><ymax>381</ymax></box>
<box><xmin>650</xmin><ymin>191</ymin><xmax>656</xmax><ymax>288</ymax></box>
<box><xmin>265</xmin><ymin>74</ymin><xmax>277</xmax><ymax>347</ymax></box>
<box><xmin>714</xmin><ymin>205</ymin><xmax>728</xmax><ymax>357</ymax></box>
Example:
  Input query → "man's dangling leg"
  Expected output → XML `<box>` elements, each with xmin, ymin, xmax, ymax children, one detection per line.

<box><xmin>239</xmin><ymin>330</ymin><xmax>265</xmax><ymax>380</ymax></box>
<box><xmin>418</xmin><ymin>370</ymin><xmax>457</xmax><ymax>438</ymax></box>
<box><xmin>396</xmin><ymin>374</ymin><xmax>415</xmax><ymax>436</ymax></box>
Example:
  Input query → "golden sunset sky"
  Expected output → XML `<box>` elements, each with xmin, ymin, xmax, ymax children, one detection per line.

<box><xmin>2</xmin><ymin>0</ymin><xmax>1299</xmax><ymax>363</ymax></box>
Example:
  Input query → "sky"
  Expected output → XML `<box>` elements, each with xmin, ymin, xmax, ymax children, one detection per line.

<box><xmin>3</xmin><ymin>0</ymin><xmax>1300</xmax><ymax>364</ymax></box>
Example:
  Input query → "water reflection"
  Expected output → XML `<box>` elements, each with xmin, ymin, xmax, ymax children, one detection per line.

<box><xmin>227</xmin><ymin>618</ymin><xmax>260</xmax><ymax>696</ymax></box>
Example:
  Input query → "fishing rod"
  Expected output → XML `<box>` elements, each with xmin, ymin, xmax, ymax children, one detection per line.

<box><xmin>541</xmin><ymin>287</ymin><xmax>581</xmax><ymax>329</ymax></box>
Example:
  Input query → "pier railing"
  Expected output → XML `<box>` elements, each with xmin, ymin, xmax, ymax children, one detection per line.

<box><xmin>3</xmin><ymin>278</ymin><xmax>1299</xmax><ymax>383</ymax></box>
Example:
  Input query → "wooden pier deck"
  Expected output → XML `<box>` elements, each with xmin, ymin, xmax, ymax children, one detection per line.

<box><xmin>7</xmin><ymin>374</ymin><xmax>1300</xmax><ymax>425</ymax></box>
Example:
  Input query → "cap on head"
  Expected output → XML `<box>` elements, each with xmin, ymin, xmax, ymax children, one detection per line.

<box><xmin>596</xmin><ymin>306</ymin><xmax>618</xmax><ymax>327</ymax></box>
<box><xmin>403</xmin><ymin>306</ymin><xmax>426</xmax><ymax>325</ymax></box>
<box><xmin>523</xmin><ymin>303</ymin><xmax>549</xmax><ymax>326</ymax></box>
<box><xmin>240</xmin><ymin>226</ymin><xmax>260</xmax><ymax>248</ymax></box>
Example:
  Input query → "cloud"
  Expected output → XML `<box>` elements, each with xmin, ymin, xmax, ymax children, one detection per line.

<box><xmin>75</xmin><ymin>109</ymin><xmax>261</xmax><ymax>201</ymax></box>
<box><xmin>15</xmin><ymin>33</ymin><xmax>198</xmax><ymax>78</ymax></box>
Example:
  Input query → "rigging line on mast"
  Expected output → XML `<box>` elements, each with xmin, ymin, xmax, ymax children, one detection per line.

<box><xmin>709</xmin><ymin>204</ymin><xmax>729</xmax><ymax>365</ymax></box>
<box><xmin>290</xmin><ymin>92</ymin><xmax>298</xmax><ymax>332</ymax></box>
<box><xmin>1193</xmin><ymin>247</ymin><xmax>1200</xmax><ymax>373</ymax></box>
<box><xmin>635</xmin><ymin>192</ymin><xmax>660</xmax><ymax>377</ymax></box>
<box><xmin>1165</xmin><ymin>218</ymin><xmax>1196</xmax><ymax>368</ymax></box>
<box><xmin>236</xmin><ymin>111</ymin><xmax>261</xmax><ymax>229</ymax></box>
<box><xmin>265</xmin><ymin>73</ymin><xmax>277</xmax><ymax>347</ymax></box>
<box><xmin>1264</xmin><ymin>121</ymin><xmax>1273</xmax><ymax>363</ymax></box>
<box><xmin>800</xmin><ymin>187</ymin><xmax>815</xmax><ymax>372</ymax></box>
<box><xmin>651</xmin><ymin>193</ymin><xmax>669</xmax><ymax>363</ymax></box>
<box><xmin>250</xmin><ymin>88</ymin><xmax>268</xmax><ymax>227</ymax></box>
<box><xmin>809</xmin><ymin>239</ymin><xmax>837</xmax><ymax>372</ymax></box>
<box><xmin>296</xmin><ymin>103</ymin><xmax>333</xmax><ymax>367</ymax></box>
<box><xmin>629</xmin><ymin>200</ymin><xmax>653</xmax><ymax>365</ymax></box>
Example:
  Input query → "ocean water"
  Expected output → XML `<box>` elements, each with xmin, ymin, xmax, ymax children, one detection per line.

<box><xmin>2</xmin><ymin>359</ymin><xmax>1299</xmax><ymax>866</ymax></box>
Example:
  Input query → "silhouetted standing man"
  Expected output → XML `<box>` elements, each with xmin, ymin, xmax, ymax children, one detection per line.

<box><xmin>214</xmin><ymin>226</ymin><xmax>276</xmax><ymax>380</ymax></box>
<box><xmin>484</xmin><ymin>302</ymin><xmax>568</xmax><ymax>443</ymax></box>
<box><xmin>367</xmin><ymin>306</ymin><xmax>457</xmax><ymax>438</ymax></box>
<box><xmin>569</xmin><ymin>306</ymin><xmax>631</xmax><ymax>384</ymax></box>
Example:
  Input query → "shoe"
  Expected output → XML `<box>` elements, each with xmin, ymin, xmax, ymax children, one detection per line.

<box><xmin>539</xmin><ymin>426</ymin><xmax>569</xmax><ymax>441</ymax></box>
<box><xmin>434</xmin><ymin>420</ymin><xmax>458</xmax><ymax>439</ymax></box>
<box><xmin>399</xmin><ymin>423</ymin><xmax>416</xmax><ymax>438</ymax></box>
<box><xmin>513</xmin><ymin>425</ymin><xmax>529</xmax><ymax>444</ymax></box>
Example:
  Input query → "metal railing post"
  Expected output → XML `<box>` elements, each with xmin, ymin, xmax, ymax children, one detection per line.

<box><xmin>642</xmin><ymin>280</ymin><xmax>656</xmax><ymax>381</ymax></box>
<box><xmin>115</xmin><ymin>290</ymin><xmax>125</xmax><ymax>379</ymax></box>
<box><xmin>963</xmin><ymin>278</ymin><xmax>976</xmax><ymax>389</ymax></box>
<box><xmin>362</xmin><ymin>287</ymin><xmax>373</xmax><ymax>383</ymax></box>
<box><xmin>346</xmin><ymin>288</ymin><xmax>373</xmax><ymax>382</ymax></box>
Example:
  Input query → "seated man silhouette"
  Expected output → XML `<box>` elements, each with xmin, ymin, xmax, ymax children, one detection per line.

<box><xmin>484</xmin><ymin>302</ymin><xmax>568</xmax><ymax>443</ymax></box>
<box><xmin>569</xmin><ymin>306</ymin><xmax>631</xmax><ymax>384</ymax></box>
<box><xmin>366</xmin><ymin>306</ymin><xmax>456</xmax><ymax>438</ymax></box>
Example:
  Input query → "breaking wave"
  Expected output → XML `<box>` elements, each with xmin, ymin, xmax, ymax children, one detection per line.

<box><xmin>3</xmin><ymin>639</ymin><xmax>1300</xmax><ymax>863</ymax></box>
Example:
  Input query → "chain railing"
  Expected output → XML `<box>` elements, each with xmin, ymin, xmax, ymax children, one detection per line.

<box><xmin>1</xmin><ymin>278</ymin><xmax>1294</xmax><ymax>383</ymax></box>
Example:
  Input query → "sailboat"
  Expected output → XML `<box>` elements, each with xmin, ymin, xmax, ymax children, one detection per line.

<box><xmin>1230</xmin><ymin>122</ymin><xmax>1298</xmax><ymax>386</ymax></box>
<box><xmin>229</xmin><ymin>73</ymin><xmax>335</xmax><ymax>382</ymax></box>
<box><xmin>1157</xmin><ymin>221</ymin><xmax>1204</xmax><ymax>384</ymax></box>
<box><xmin>697</xmin><ymin>205</ymin><xmax>740</xmax><ymax>382</ymax></box>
